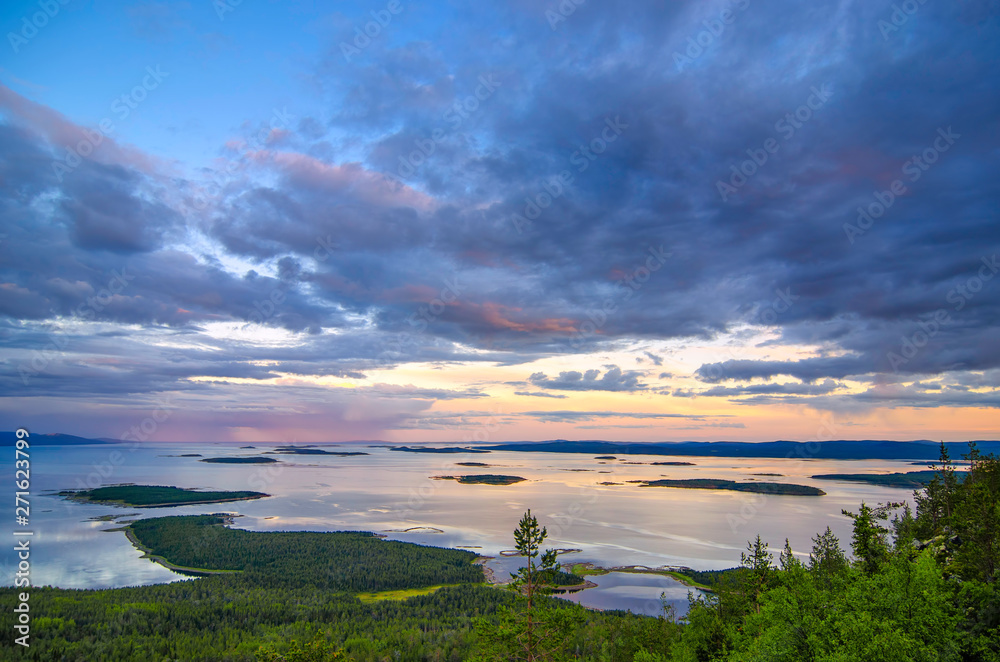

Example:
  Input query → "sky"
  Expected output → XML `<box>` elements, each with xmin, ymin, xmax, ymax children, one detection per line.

<box><xmin>0</xmin><ymin>0</ymin><xmax>998</xmax><ymax>444</ymax></box>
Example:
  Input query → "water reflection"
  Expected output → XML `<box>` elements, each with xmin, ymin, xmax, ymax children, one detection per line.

<box><xmin>559</xmin><ymin>571</ymin><xmax>702</xmax><ymax>617</ymax></box>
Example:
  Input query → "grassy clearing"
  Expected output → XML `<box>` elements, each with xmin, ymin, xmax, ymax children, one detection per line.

<box><xmin>571</xmin><ymin>563</ymin><xmax>609</xmax><ymax>577</ymax></box>
<box><xmin>355</xmin><ymin>584</ymin><xmax>461</xmax><ymax>602</ymax></box>
<box><xmin>659</xmin><ymin>570</ymin><xmax>712</xmax><ymax>590</ymax></box>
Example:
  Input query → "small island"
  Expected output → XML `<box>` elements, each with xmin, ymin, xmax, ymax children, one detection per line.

<box><xmin>455</xmin><ymin>461</ymin><xmax>491</xmax><ymax>467</ymax></box>
<box><xmin>392</xmin><ymin>446</ymin><xmax>490</xmax><ymax>454</ymax></box>
<box><xmin>59</xmin><ymin>485</ymin><xmax>270</xmax><ymax>508</ymax></box>
<box><xmin>639</xmin><ymin>478</ymin><xmax>825</xmax><ymax>496</ymax></box>
<box><xmin>811</xmin><ymin>470</ymin><xmax>966</xmax><ymax>489</ymax></box>
<box><xmin>650</xmin><ymin>461</ymin><xmax>695</xmax><ymax>466</ymax></box>
<box><xmin>200</xmin><ymin>456</ymin><xmax>279</xmax><ymax>464</ymax></box>
<box><xmin>269</xmin><ymin>446</ymin><xmax>368</xmax><ymax>456</ymax></box>
<box><xmin>594</xmin><ymin>455</ymin><xmax>617</xmax><ymax>460</ymax></box>
<box><xmin>432</xmin><ymin>474</ymin><xmax>526</xmax><ymax>485</ymax></box>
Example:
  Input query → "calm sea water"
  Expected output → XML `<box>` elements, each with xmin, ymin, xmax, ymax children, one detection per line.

<box><xmin>4</xmin><ymin>443</ymin><xmax>920</xmax><ymax>616</ymax></box>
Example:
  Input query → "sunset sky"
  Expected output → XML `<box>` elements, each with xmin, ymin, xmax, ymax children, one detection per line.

<box><xmin>1</xmin><ymin>0</ymin><xmax>998</xmax><ymax>443</ymax></box>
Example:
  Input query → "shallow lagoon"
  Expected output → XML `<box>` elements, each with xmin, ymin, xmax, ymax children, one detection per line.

<box><xmin>6</xmin><ymin>443</ymin><xmax>922</xmax><ymax>616</ymax></box>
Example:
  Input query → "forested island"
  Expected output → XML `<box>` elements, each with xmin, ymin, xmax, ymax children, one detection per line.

<box><xmin>269</xmin><ymin>446</ymin><xmax>369</xmax><ymax>456</ymax></box>
<box><xmin>58</xmin><ymin>485</ymin><xmax>269</xmax><ymax>508</ymax></box>
<box><xmin>811</xmin><ymin>469</ymin><xmax>968</xmax><ymax>488</ymax></box>
<box><xmin>481</xmin><ymin>438</ymin><xmax>1000</xmax><ymax>459</ymax></box>
<box><xmin>638</xmin><ymin>478</ymin><xmax>826</xmax><ymax>496</ymax></box>
<box><xmin>200</xmin><ymin>456</ymin><xmax>280</xmax><ymax>464</ymax></box>
<box><xmin>392</xmin><ymin>446</ymin><xmax>491</xmax><ymax>454</ymax></box>
<box><xmin>432</xmin><ymin>474</ymin><xmax>527</xmax><ymax>485</ymax></box>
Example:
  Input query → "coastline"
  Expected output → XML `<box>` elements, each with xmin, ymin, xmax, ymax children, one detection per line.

<box><xmin>112</xmin><ymin>515</ymin><xmax>243</xmax><ymax>577</ymax></box>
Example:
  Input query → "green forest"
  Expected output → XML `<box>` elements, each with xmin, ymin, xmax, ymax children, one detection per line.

<box><xmin>59</xmin><ymin>485</ymin><xmax>269</xmax><ymax>507</ymax></box>
<box><xmin>2</xmin><ymin>443</ymin><xmax>997</xmax><ymax>661</ymax></box>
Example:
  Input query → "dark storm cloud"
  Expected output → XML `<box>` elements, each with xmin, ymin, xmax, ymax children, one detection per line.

<box><xmin>1</xmin><ymin>0</ymin><xmax>999</xmax><ymax>419</ymax></box>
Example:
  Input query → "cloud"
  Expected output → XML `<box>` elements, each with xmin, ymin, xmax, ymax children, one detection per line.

<box><xmin>521</xmin><ymin>410</ymin><xmax>718</xmax><ymax>423</ymax></box>
<box><xmin>676</xmin><ymin>379</ymin><xmax>844</xmax><ymax>398</ymax></box>
<box><xmin>528</xmin><ymin>365</ymin><xmax>647</xmax><ymax>391</ymax></box>
<box><xmin>1</xmin><ymin>0</ymin><xmax>999</xmax><ymax>439</ymax></box>
<box><xmin>514</xmin><ymin>391</ymin><xmax>569</xmax><ymax>399</ymax></box>
<box><xmin>695</xmin><ymin>357</ymin><xmax>870</xmax><ymax>383</ymax></box>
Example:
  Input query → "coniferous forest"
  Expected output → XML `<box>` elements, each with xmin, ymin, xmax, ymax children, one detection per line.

<box><xmin>1</xmin><ymin>444</ymin><xmax>997</xmax><ymax>661</ymax></box>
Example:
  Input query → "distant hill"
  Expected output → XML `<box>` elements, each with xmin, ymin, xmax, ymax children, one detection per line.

<box><xmin>0</xmin><ymin>431</ymin><xmax>114</xmax><ymax>445</ymax></box>
<box><xmin>479</xmin><ymin>439</ymin><xmax>1000</xmax><ymax>460</ymax></box>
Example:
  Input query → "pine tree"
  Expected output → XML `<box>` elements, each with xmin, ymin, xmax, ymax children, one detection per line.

<box><xmin>740</xmin><ymin>535</ymin><xmax>773</xmax><ymax>613</ymax></box>
<box><xmin>841</xmin><ymin>501</ymin><xmax>901</xmax><ymax>575</ymax></box>
<box><xmin>809</xmin><ymin>526</ymin><xmax>848</xmax><ymax>586</ymax></box>
<box><xmin>915</xmin><ymin>441</ymin><xmax>959</xmax><ymax>537</ymax></box>
<box><xmin>779</xmin><ymin>538</ymin><xmax>799</xmax><ymax>571</ymax></box>
<box><xmin>471</xmin><ymin>510</ymin><xmax>581</xmax><ymax>661</ymax></box>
